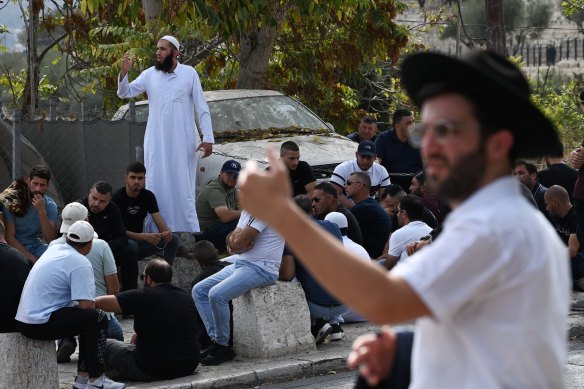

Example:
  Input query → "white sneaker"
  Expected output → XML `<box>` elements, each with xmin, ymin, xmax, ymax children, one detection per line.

<box><xmin>87</xmin><ymin>374</ymin><xmax>125</xmax><ymax>389</ymax></box>
<box><xmin>72</xmin><ymin>375</ymin><xmax>88</xmax><ymax>389</ymax></box>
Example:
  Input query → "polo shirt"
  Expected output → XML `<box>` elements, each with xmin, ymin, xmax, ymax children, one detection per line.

<box><xmin>331</xmin><ymin>159</ymin><xmax>390</xmax><ymax>196</ymax></box>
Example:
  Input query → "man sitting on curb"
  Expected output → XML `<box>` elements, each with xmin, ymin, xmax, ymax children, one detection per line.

<box><xmin>379</xmin><ymin>195</ymin><xmax>432</xmax><ymax>270</ymax></box>
<box><xmin>112</xmin><ymin>161</ymin><xmax>179</xmax><ymax>266</ymax></box>
<box><xmin>191</xmin><ymin>240</ymin><xmax>234</xmax><ymax>351</ymax></box>
<box><xmin>50</xmin><ymin>202</ymin><xmax>123</xmax><ymax>363</ymax></box>
<box><xmin>192</xmin><ymin>209</ymin><xmax>284</xmax><ymax>365</ymax></box>
<box><xmin>16</xmin><ymin>221</ymin><xmax>125</xmax><ymax>389</ymax></box>
<box><xmin>280</xmin><ymin>196</ymin><xmax>347</xmax><ymax>344</ymax></box>
<box><xmin>95</xmin><ymin>259</ymin><xmax>200</xmax><ymax>381</ymax></box>
<box><xmin>2</xmin><ymin>165</ymin><xmax>58</xmax><ymax>263</ymax></box>
<box><xmin>196</xmin><ymin>160</ymin><xmax>242</xmax><ymax>253</ymax></box>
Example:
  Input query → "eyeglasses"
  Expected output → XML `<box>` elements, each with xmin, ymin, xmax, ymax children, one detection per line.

<box><xmin>312</xmin><ymin>195</ymin><xmax>331</xmax><ymax>203</ymax></box>
<box><xmin>408</xmin><ymin>119</ymin><xmax>466</xmax><ymax>148</ymax></box>
<box><xmin>345</xmin><ymin>180</ymin><xmax>362</xmax><ymax>186</ymax></box>
<box><xmin>139</xmin><ymin>273</ymin><xmax>147</xmax><ymax>281</ymax></box>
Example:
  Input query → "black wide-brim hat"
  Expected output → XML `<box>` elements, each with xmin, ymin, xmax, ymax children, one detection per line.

<box><xmin>401</xmin><ymin>50</ymin><xmax>560</xmax><ymax>158</ymax></box>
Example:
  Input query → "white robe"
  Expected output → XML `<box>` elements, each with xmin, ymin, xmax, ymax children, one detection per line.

<box><xmin>118</xmin><ymin>63</ymin><xmax>214</xmax><ymax>232</ymax></box>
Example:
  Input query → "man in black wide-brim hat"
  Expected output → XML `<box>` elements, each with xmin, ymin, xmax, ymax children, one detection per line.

<box><xmin>234</xmin><ymin>50</ymin><xmax>570</xmax><ymax>389</ymax></box>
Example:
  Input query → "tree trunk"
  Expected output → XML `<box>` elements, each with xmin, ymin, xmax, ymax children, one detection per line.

<box><xmin>142</xmin><ymin>0</ymin><xmax>162</xmax><ymax>32</ymax></box>
<box><xmin>485</xmin><ymin>0</ymin><xmax>507</xmax><ymax>56</ymax></box>
<box><xmin>236</xmin><ymin>3</ymin><xmax>290</xmax><ymax>89</ymax></box>
<box><xmin>20</xmin><ymin>0</ymin><xmax>40</xmax><ymax>120</ymax></box>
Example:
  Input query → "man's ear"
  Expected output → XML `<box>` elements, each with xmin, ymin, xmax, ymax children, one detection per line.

<box><xmin>487</xmin><ymin>129</ymin><xmax>514</xmax><ymax>162</ymax></box>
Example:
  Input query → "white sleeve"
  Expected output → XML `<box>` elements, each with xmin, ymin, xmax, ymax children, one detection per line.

<box><xmin>388</xmin><ymin>230</ymin><xmax>404</xmax><ymax>257</ymax></box>
<box><xmin>331</xmin><ymin>163</ymin><xmax>348</xmax><ymax>188</ymax></box>
<box><xmin>192</xmin><ymin>70</ymin><xmax>214</xmax><ymax>144</ymax></box>
<box><xmin>117</xmin><ymin>70</ymin><xmax>148</xmax><ymax>99</ymax></box>
<box><xmin>70</xmin><ymin>265</ymin><xmax>96</xmax><ymax>302</ymax></box>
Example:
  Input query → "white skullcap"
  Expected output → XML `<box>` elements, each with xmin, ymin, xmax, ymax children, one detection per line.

<box><xmin>160</xmin><ymin>35</ymin><xmax>180</xmax><ymax>51</ymax></box>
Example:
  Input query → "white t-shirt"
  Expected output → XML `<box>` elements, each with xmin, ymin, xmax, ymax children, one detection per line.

<box><xmin>50</xmin><ymin>237</ymin><xmax>117</xmax><ymax>297</ymax></box>
<box><xmin>393</xmin><ymin>177</ymin><xmax>570</xmax><ymax>388</ymax></box>
<box><xmin>342</xmin><ymin>236</ymin><xmax>370</xmax><ymax>261</ymax></box>
<box><xmin>229</xmin><ymin>210</ymin><xmax>285</xmax><ymax>275</ymax></box>
<box><xmin>16</xmin><ymin>244</ymin><xmax>95</xmax><ymax>324</ymax></box>
<box><xmin>388</xmin><ymin>220</ymin><xmax>432</xmax><ymax>262</ymax></box>
<box><xmin>330</xmin><ymin>159</ymin><xmax>390</xmax><ymax>194</ymax></box>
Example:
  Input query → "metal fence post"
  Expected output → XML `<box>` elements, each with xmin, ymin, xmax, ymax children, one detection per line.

<box><xmin>49</xmin><ymin>97</ymin><xmax>57</xmax><ymax>121</ymax></box>
<box><xmin>12</xmin><ymin>109</ymin><xmax>21</xmax><ymax>180</ymax></box>
<box><xmin>128</xmin><ymin>101</ymin><xmax>136</xmax><ymax>122</ymax></box>
<box><xmin>80</xmin><ymin>100</ymin><xmax>85</xmax><ymax>121</ymax></box>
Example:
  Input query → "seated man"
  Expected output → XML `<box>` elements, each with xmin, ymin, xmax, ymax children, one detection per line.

<box><xmin>192</xmin><ymin>209</ymin><xmax>284</xmax><ymax>365</ymax></box>
<box><xmin>409</xmin><ymin>171</ymin><xmax>443</xmax><ymax>221</ymax></box>
<box><xmin>379</xmin><ymin>195</ymin><xmax>432</xmax><ymax>270</ymax></box>
<box><xmin>380</xmin><ymin>184</ymin><xmax>438</xmax><ymax>231</ymax></box>
<box><xmin>80</xmin><ymin>181</ymin><xmax>138</xmax><ymax>291</ymax></box>
<box><xmin>331</xmin><ymin>141</ymin><xmax>390</xmax><ymax>208</ymax></box>
<box><xmin>513</xmin><ymin>160</ymin><xmax>548</xmax><ymax>216</ymax></box>
<box><xmin>347</xmin><ymin>172</ymin><xmax>392</xmax><ymax>258</ymax></box>
<box><xmin>1</xmin><ymin>165</ymin><xmax>58</xmax><ymax>263</ymax></box>
<box><xmin>0</xmin><ymin>218</ymin><xmax>31</xmax><ymax>333</ymax></box>
<box><xmin>324</xmin><ymin>212</ymin><xmax>370</xmax><ymax>324</ymax></box>
<box><xmin>196</xmin><ymin>160</ymin><xmax>242</xmax><ymax>253</ymax></box>
<box><xmin>544</xmin><ymin>185</ymin><xmax>584</xmax><ymax>290</ymax></box>
<box><xmin>95</xmin><ymin>259</ymin><xmax>200</xmax><ymax>382</ymax></box>
<box><xmin>112</xmin><ymin>162</ymin><xmax>179</xmax><ymax>265</ymax></box>
<box><xmin>280</xmin><ymin>141</ymin><xmax>317</xmax><ymax>196</ymax></box>
<box><xmin>50</xmin><ymin>202</ymin><xmax>123</xmax><ymax>363</ymax></box>
<box><xmin>346</xmin><ymin>115</ymin><xmax>379</xmax><ymax>143</ymax></box>
<box><xmin>280</xmin><ymin>196</ymin><xmax>347</xmax><ymax>344</ymax></box>
<box><xmin>191</xmin><ymin>240</ymin><xmax>234</xmax><ymax>351</ymax></box>
<box><xmin>15</xmin><ymin>221</ymin><xmax>124</xmax><ymax>389</ymax></box>
<box><xmin>311</xmin><ymin>182</ymin><xmax>363</xmax><ymax>245</ymax></box>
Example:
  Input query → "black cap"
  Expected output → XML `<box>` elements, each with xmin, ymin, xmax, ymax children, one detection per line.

<box><xmin>357</xmin><ymin>140</ymin><xmax>376</xmax><ymax>157</ymax></box>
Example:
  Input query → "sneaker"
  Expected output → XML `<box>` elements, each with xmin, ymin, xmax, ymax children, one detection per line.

<box><xmin>572</xmin><ymin>299</ymin><xmax>584</xmax><ymax>312</ymax></box>
<box><xmin>57</xmin><ymin>337</ymin><xmax>77</xmax><ymax>363</ymax></box>
<box><xmin>314</xmin><ymin>322</ymin><xmax>333</xmax><ymax>345</ymax></box>
<box><xmin>72</xmin><ymin>375</ymin><xmax>88</xmax><ymax>389</ymax></box>
<box><xmin>87</xmin><ymin>374</ymin><xmax>125</xmax><ymax>389</ymax></box>
<box><xmin>201</xmin><ymin>344</ymin><xmax>235</xmax><ymax>366</ymax></box>
<box><xmin>575</xmin><ymin>278</ymin><xmax>584</xmax><ymax>292</ymax></box>
<box><xmin>200</xmin><ymin>341</ymin><xmax>217</xmax><ymax>359</ymax></box>
<box><xmin>329</xmin><ymin>324</ymin><xmax>344</xmax><ymax>341</ymax></box>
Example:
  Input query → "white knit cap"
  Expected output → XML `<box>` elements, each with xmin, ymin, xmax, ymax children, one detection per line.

<box><xmin>160</xmin><ymin>35</ymin><xmax>180</xmax><ymax>51</ymax></box>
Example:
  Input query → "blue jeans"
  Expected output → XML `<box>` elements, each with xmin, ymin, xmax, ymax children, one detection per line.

<box><xmin>25</xmin><ymin>243</ymin><xmax>48</xmax><ymax>258</ymax></box>
<box><xmin>192</xmin><ymin>260</ymin><xmax>277</xmax><ymax>346</ymax></box>
<box><xmin>306</xmin><ymin>301</ymin><xmax>347</xmax><ymax>325</ymax></box>
<box><xmin>128</xmin><ymin>233</ymin><xmax>179</xmax><ymax>266</ymax></box>
<box><xmin>107</xmin><ymin>315</ymin><xmax>124</xmax><ymax>341</ymax></box>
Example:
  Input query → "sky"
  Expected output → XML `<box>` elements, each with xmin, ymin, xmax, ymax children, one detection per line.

<box><xmin>0</xmin><ymin>1</ymin><xmax>26</xmax><ymax>51</ymax></box>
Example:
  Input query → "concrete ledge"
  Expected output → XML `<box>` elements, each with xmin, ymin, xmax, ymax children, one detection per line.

<box><xmin>0</xmin><ymin>332</ymin><xmax>58</xmax><ymax>388</ymax></box>
<box><xmin>233</xmin><ymin>281</ymin><xmax>316</xmax><ymax>359</ymax></box>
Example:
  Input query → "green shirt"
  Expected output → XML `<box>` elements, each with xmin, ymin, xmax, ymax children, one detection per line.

<box><xmin>196</xmin><ymin>177</ymin><xmax>238</xmax><ymax>231</ymax></box>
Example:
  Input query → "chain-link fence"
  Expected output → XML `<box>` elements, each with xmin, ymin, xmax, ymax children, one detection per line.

<box><xmin>0</xmin><ymin>113</ymin><xmax>147</xmax><ymax>207</ymax></box>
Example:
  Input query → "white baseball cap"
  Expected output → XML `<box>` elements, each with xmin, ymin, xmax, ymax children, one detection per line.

<box><xmin>324</xmin><ymin>212</ymin><xmax>348</xmax><ymax>229</ymax></box>
<box><xmin>67</xmin><ymin>221</ymin><xmax>97</xmax><ymax>243</ymax></box>
<box><xmin>160</xmin><ymin>35</ymin><xmax>180</xmax><ymax>51</ymax></box>
<box><xmin>60</xmin><ymin>202</ymin><xmax>89</xmax><ymax>233</ymax></box>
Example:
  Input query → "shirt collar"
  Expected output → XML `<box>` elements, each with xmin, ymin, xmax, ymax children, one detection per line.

<box><xmin>447</xmin><ymin>176</ymin><xmax>520</xmax><ymax>222</ymax></box>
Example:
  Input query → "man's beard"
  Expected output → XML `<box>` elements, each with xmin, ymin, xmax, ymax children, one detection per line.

<box><xmin>155</xmin><ymin>54</ymin><xmax>174</xmax><ymax>72</ymax></box>
<box><xmin>430</xmin><ymin>142</ymin><xmax>487</xmax><ymax>204</ymax></box>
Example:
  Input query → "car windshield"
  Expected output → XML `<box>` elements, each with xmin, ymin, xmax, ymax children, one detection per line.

<box><xmin>209</xmin><ymin>95</ymin><xmax>329</xmax><ymax>133</ymax></box>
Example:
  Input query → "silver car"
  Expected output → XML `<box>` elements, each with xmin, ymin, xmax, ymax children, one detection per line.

<box><xmin>113</xmin><ymin>89</ymin><xmax>357</xmax><ymax>193</ymax></box>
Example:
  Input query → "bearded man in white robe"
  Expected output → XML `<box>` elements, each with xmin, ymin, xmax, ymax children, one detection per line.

<box><xmin>117</xmin><ymin>35</ymin><xmax>214</xmax><ymax>233</ymax></box>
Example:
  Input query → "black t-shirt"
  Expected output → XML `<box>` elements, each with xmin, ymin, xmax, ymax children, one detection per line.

<box><xmin>112</xmin><ymin>188</ymin><xmax>159</xmax><ymax>233</ymax></box>
<box><xmin>289</xmin><ymin>161</ymin><xmax>316</xmax><ymax>196</ymax></box>
<box><xmin>79</xmin><ymin>198</ymin><xmax>127</xmax><ymax>252</ymax></box>
<box><xmin>551</xmin><ymin>206</ymin><xmax>578</xmax><ymax>246</ymax></box>
<box><xmin>350</xmin><ymin>198</ymin><xmax>392</xmax><ymax>258</ymax></box>
<box><xmin>116</xmin><ymin>283</ymin><xmax>200</xmax><ymax>379</ymax></box>
<box><xmin>0</xmin><ymin>243</ymin><xmax>30</xmax><ymax>332</ymax></box>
